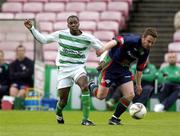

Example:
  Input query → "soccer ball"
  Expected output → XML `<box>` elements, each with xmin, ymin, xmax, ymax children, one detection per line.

<box><xmin>129</xmin><ymin>103</ymin><xmax>147</xmax><ymax>119</ymax></box>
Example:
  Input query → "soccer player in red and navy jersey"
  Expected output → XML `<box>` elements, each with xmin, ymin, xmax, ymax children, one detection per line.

<box><xmin>89</xmin><ymin>27</ymin><xmax>158</xmax><ymax>125</ymax></box>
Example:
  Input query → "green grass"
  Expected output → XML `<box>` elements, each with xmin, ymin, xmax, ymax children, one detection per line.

<box><xmin>0</xmin><ymin>110</ymin><xmax>180</xmax><ymax>136</ymax></box>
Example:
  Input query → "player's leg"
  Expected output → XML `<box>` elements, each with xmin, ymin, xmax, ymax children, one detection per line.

<box><xmin>56</xmin><ymin>76</ymin><xmax>72</xmax><ymax>124</ymax></box>
<box><xmin>56</xmin><ymin>87</ymin><xmax>70</xmax><ymax>124</ymax></box>
<box><xmin>76</xmin><ymin>75</ymin><xmax>95</xmax><ymax>126</ymax></box>
<box><xmin>109</xmin><ymin>81</ymin><xmax>134</xmax><ymax>125</ymax></box>
<box><xmin>75</xmin><ymin>68</ymin><xmax>95</xmax><ymax>126</ymax></box>
<box><xmin>89</xmin><ymin>54</ymin><xmax>112</xmax><ymax>99</ymax></box>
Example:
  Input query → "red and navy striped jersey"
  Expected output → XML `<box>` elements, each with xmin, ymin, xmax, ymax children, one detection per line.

<box><xmin>109</xmin><ymin>34</ymin><xmax>149</xmax><ymax>71</ymax></box>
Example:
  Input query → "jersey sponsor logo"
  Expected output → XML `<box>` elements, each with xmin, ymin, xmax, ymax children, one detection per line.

<box><xmin>127</xmin><ymin>51</ymin><xmax>137</xmax><ymax>59</ymax></box>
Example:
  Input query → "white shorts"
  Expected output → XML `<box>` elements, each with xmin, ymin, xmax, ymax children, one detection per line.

<box><xmin>57</xmin><ymin>65</ymin><xmax>87</xmax><ymax>89</ymax></box>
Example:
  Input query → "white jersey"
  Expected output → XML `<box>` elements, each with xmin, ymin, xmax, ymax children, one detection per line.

<box><xmin>30</xmin><ymin>26</ymin><xmax>103</xmax><ymax>70</ymax></box>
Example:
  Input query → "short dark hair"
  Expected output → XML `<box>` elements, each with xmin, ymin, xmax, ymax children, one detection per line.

<box><xmin>16</xmin><ymin>45</ymin><xmax>25</xmax><ymax>51</ymax></box>
<box><xmin>143</xmin><ymin>27</ymin><xmax>158</xmax><ymax>38</ymax></box>
<box><xmin>67</xmin><ymin>15</ymin><xmax>79</xmax><ymax>22</ymax></box>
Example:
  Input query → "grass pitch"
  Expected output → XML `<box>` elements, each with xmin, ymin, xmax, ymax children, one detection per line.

<box><xmin>0</xmin><ymin>110</ymin><xmax>180</xmax><ymax>136</ymax></box>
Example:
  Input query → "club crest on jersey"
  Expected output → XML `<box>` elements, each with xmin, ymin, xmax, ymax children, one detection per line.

<box><xmin>105</xmin><ymin>79</ymin><xmax>111</xmax><ymax>84</ymax></box>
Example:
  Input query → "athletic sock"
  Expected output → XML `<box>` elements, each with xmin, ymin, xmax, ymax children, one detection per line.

<box><xmin>113</xmin><ymin>97</ymin><xmax>130</xmax><ymax>118</ymax></box>
<box><xmin>81</xmin><ymin>91</ymin><xmax>90</xmax><ymax>120</ymax></box>
<box><xmin>56</xmin><ymin>101</ymin><xmax>65</xmax><ymax>116</ymax></box>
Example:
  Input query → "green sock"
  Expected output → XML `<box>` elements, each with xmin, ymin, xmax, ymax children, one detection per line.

<box><xmin>55</xmin><ymin>101</ymin><xmax>63</xmax><ymax>116</ymax></box>
<box><xmin>81</xmin><ymin>91</ymin><xmax>90</xmax><ymax>120</ymax></box>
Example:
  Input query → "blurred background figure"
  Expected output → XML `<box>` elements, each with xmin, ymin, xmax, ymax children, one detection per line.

<box><xmin>154</xmin><ymin>53</ymin><xmax>180</xmax><ymax>112</ymax></box>
<box><xmin>9</xmin><ymin>45</ymin><xmax>34</xmax><ymax>99</ymax></box>
<box><xmin>0</xmin><ymin>50</ymin><xmax>10</xmax><ymax>108</ymax></box>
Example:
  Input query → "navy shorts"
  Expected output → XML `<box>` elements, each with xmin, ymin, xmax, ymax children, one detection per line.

<box><xmin>98</xmin><ymin>56</ymin><xmax>134</xmax><ymax>88</ymax></box>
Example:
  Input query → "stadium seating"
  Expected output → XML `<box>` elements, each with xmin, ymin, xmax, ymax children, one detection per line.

<box><xmin>80</xmin><ymin>21</ymin><xmax>97</xmax><ymax>32</ymax></box>
<box><xmin>107</xmin><ymin>2</ymin><xmax>129</xmax><ymax>20</ymax></box>
<box><xmin>44</xmin><ymin>2</ymin><xmax>65</xmax><ymax>12</ymax></box>
<box><xmin>43</xmin><ymin>43</ymin><xmax>58</xmax><ymax>51</ymax></box>
<box><xmin>49</xmin><ymin>0</ymin><xmax>69</xmax><ymax>2</ymax></box>
<box><xmin>97</xmin><ymin>21</ymin><xmax>119</xmax><ymax>33</ymax></box>
<box><xmin>0</xmin><ymin>0</ymin><xmax>132</xmax><ymax>64</ymax></box>
<box><xmin>15</xmin><ymin>13</ymin><xmax>35</xmax><ymax>19</ymax></box>
<box><xmin>28</xmin><ymin>0</ymin><xmax>48</xmax><ymax>2</ymax></box>
<box><xmin>100</xmin><ymin>11</ymin><xmax>125</xmax><ymax>27</ymax></box>
<box><xmin>0</xmin><ymin>41</ymin><xmax>20</xmax><ymax>51</ymax></box>
<box><xmin>173</xmin><ymin>31</ymin><xmax>180</xmax><ymax>42</ymax></box>
<box><xmin>3</xmin><ymin>51</ymin><xmax>16</xmax><ymax>62</ymax></box>
<box><xmin>66</xmin><ymin>2</ymin><xmax>86</xmax><ymax>12</ymax></box>
<box><xmin>0</xmin><ymin>13</ymin><xmax>14</xmax><ymax>19</ymax></box>
<box><xmin>38</xmin><ymin>22</ymin><xmax>53</xmax><ymax>32</ymax></box>
<box><xmin>36</xmin><ymin>13</ymin><xmax>56</xmax><ymax>22</ymax></box>
<box><xmin>87</xmin><ymin>51</ymin><xmax>99</xmax><ymax>62</ymax></box>
<box><xmin>43</xmin><ymin>50</ymin><xmax>57</xmax><ymax>62</ymax></box>
<box><xmin>168</xmin><ymin>42</ymin><xmax>180</xmax><ymax>52</ymax></box>
<box><xmin>53</xmin><ymin>21</ymin><xmax>68</xmax><ymax>31</ymax></box>
<box><xmin>86</xmin><ymin>2</ymin><xmax>106</xmax><ymax>12</ymax></box>
<box><xmin>22</xmin><ymin>41</ymin><xmax>34</xmax><ymax>51</ymax></box>
<box><xmin>0</xmin><ymin>33</ymin><xmax>5</xmax><ymax>41</ymax></box>
<box><xmin>6</xmin><ymin>32</ymin><xmax>27</xmax><ymax>42</ymax></box>
<box><xmin>2</xmin><ymin>2</ymin><xmax>23</xmax><ymax>13</ymax></box>
<box><xmin>79</xmin><ymin>11</ymin><xmax>100</xmax><ymax>21</ymax></box>
<box><xmin>56</xmin><ymin>12</ymin><xmax>77</xmax><ymax>21</ymax></box>
<box><xmin>23</xmin><ymin>2</ymin><xmax>43</xmax><ymax>13</ymax></box>
<box><xmin>93</xmin><ymin>31</ymin><xmax>114</xmax><ymax>41</ymax></box>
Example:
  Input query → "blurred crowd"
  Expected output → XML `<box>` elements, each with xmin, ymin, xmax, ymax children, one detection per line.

<box><xmin>0</xmin><ymin>45</ymin><xmax>34</xmax><ymax>110</ymax></box>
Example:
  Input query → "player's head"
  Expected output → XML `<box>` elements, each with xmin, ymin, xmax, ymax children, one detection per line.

<box><xmin>16</xmin><ymin>45</ymin><xmax>26</xmax><ymax>61</ymax></box>
<box><xmin>67</xmin><ymin>15</ymin><xmax>81</xmax><ymax>34</ymax></box>
<box><xmin>167</xmin><ymin>52</ymin><xmax>177</xmax><ymax>65</ymax></box>
<box><xmin>141</xmin><ymin>27</ymin><xmax>158</xmax><ymax>49</ymax></box>
<box><xmin>0</xmin><ymin>50</ymin><xmax>4</xmax><ymax>64</ymax></box>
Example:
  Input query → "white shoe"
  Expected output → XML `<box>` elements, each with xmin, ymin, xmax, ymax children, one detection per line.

<box><xmin>154</xmin><ymin>104</ymin><xmax>165</xmax><ymax>112</ymax></box>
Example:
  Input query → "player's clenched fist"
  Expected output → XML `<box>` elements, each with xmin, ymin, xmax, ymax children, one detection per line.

<box><xmin>24</xmin><ymin>19</ymin><xmax>32</xmax><ymax>29</ymax></box>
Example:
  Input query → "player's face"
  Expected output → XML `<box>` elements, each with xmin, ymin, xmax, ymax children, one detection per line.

<box><xmin>142</xmin><ymin>35</ymin><xmax>156</xmax><ymax>49</ymax></box>
<box><xmin>16</xmin><ymin>47</ymin><xmax>25</xmax><ymax>60</ymax></box>
<box><xmin>168</xmin><ymin>53</ymin><xmax>177</xmax><ymax>64</ymax></box>
<box><xmin>67</xmin><ymin>17</ymin><xmax>80</xmax><ymax>32</ymax></box>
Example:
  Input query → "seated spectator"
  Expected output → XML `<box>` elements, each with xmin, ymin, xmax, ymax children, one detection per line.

<box><xmin>9</xmin><ymin>45</ymin><xmax>34</xmax><ymax>99</ymax></box>
<box><xmin>0</xmin><ymin>50</ymin><xmax>10</xmax><ymax>108</ymax></box>
<box><xmin>154</xmin><ymin>53</ymin><xmax>180</xmax><ymax>112</ymax></box>
<box><xmin>105</xmin><ymin>59</ymin><xmax>158</xmax><ymax>109</ymax></box>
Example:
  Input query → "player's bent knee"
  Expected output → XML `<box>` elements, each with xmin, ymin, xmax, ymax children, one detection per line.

<box><xmin>125</xmin><ymin>92</ymin><xmax>135</xmax><ymax>101</ymax></box>
<box><xmin>96</xmin><ymin>94</ymin><xmax>106</xmax><ymax>100</ymax></box>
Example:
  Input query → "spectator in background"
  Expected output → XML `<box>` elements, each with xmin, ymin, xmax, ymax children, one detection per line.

<box><xmin>9</xmin><ymin>45</ymin><xmax>34</xmax><ymax>98</ymax></box>
<box><xmin>154</xmin><ymin>53</ymin><xmax>180</xmax><ymax>112</ymax></box>
<box><xmin>0</xmin><ymin>50</ymin><xmax>10</xmax><ymax>108</ymax></box>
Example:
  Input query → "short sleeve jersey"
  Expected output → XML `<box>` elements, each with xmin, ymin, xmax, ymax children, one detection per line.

<box><xmin>109</xmin><ymin>34</ymin><xmax>149</xmax><ymax>71</ymax></box>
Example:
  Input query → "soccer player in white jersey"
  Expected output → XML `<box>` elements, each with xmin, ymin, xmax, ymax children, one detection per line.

<box><xmin>24</xmin><ymin>15</ymin><xmax>104</xmax><ymax>126</ymax></box>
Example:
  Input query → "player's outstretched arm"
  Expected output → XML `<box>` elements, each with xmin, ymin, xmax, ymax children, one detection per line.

<box><xmin>96</xmin><ymin>40</ymin><xmax>117</xmax><ymax>56</ymax></box>
<box><xmin>24</xmin><ymin>19</ymin><xmax>56</xmax><ymax>44</ymax></box>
